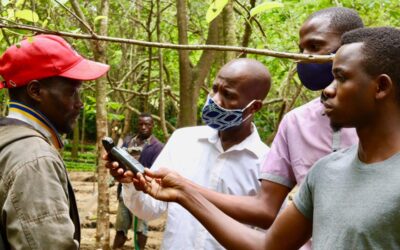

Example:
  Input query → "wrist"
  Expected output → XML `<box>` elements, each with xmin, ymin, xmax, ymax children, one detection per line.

<box><xmin>176</xmin><ymin>180</ymin><xmax>197</xmax><ymax>205</ymax></box>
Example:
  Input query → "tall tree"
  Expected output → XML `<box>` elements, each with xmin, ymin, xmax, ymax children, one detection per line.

<box><xmin>223</xmin><ymin>0</ymin><xmax>237</xmax><ymax>62</ymax></box>
<box><xmin>69</xmin><ymin>0</ymin><xmax>111</xmax><ymax>248</ymax></box>
<box><xmin>176</xmin><ymin>0</ymin><xmax>219</xmax><ymax>127</ymax></box>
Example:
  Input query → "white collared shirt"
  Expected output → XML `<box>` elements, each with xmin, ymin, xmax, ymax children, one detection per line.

<box><xmin>123</xmin><ymin>125</ymin><xmax>269</xmax><ymax>250</ymax></box>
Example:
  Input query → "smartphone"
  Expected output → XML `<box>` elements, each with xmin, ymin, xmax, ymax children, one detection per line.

<box><xmin>102</xmin><ymin>137</ymin><xmax>145</xmax><ymax>174</ymax></box>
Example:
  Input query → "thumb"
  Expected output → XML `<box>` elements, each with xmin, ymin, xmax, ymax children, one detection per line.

<box><xmin>144</xmin><ymin>167</ymin><xmax>171</xmax><ymax>178</ymax></box>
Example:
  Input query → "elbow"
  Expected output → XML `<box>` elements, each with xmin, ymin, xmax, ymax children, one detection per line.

<box><xmin>255</xmin><ymin>209</ymin><xmax>279</xmax><ymax>230</ymax></box>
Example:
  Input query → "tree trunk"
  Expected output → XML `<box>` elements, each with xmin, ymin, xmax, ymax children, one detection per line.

<box><xmin>176</xmin><ymin>0</ymin><xmax>194</xmax><ymax>127</ymax></box>
<box><xmin>143</xmin><ymin>1</ymin><xmax>154</xmax><ymax>113</ymax></box>
<box><xmin>241</xmin><ymin>0</ymin><xmax>256</xmax><ymax>50</ymax></box>
<box><xmin>176</xmin><ymin>0</ymin><xmax>219</xmax><ymax>127</ymax></box>
<box><xmin>157</xmin><ymin>0</ymin><xmax>169</xmax><ymax>139</ymax></box>
<box><xmin>80</xmin><ymin>95</ymin><xmax>86</xmax><ymax>154</ymax></box>
<box><xmin>94</xmin><ymin>0</ymin><xmax>110</xmax><ymax>249</ymax></box>
<box><xmin>69</xmin><ymin>0</ymin><xmax>110</xmax><ymax>248</ymax></box>
<box><xmin>71</xmin><ymin>120</ymin><xmax>79</xmax><ymax>160</ymax></box>
<box><xmin>223</xmin><ymin>0</ymin><xmax>237</xmax><ymax>61</ymax></box>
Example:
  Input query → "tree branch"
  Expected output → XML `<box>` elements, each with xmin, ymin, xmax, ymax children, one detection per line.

<box><xmin>111</xmin><ymin>86</ymin><xmax>171</xmax><ymax>96</ymax></box>
<box><xmin>56</xmin><ymin>0</ymin><xmax>96</xmax><ymax>37</ymax></box>
<box><xmin>0</xmin><ymin>22</ymin><xmax>333</xmax><ymax>62</ymax></box>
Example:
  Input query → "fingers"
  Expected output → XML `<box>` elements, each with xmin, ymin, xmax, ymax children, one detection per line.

<box><xmin>103</xmin><ymin>153</ymin><xmax>134</xmax><ymax>183</ymax></box>
<box><xmin>103</xmin><ymin>154</ymin><xmax>119</xmax><ymax>170</ymax></box>
<box><xmin>133</xmin><ymin>172</ymin><xmax>147</xmax><ymax>191</ymax></box>
<box><xmin>144</xmin><ymin>167</ymin><xmax>173</xmax><ymax>178</ymax></box>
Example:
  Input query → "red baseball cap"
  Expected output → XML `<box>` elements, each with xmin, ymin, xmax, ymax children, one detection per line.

<box><xmin>0</xmin><ymin>34</ymin><xmax>110</xmax><ymax>89</ymax></box>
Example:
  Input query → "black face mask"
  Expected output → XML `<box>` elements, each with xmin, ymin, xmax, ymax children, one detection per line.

<box><xmin>296</xmin><ymin>61</ymin><xmax>334</xmax><ymax>91</ymax></box>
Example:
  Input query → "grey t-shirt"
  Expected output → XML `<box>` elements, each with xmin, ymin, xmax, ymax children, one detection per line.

<box><xmin>294</xmin><ymin>145</ymin><xmax>400</xmax><ymax>249</ymax></box>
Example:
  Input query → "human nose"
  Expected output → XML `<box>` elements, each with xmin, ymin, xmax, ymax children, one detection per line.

<box><xmin>322</xmin><ymin>81</ymin><xmax>337</xmax><ymax>100</ymax></box>
<box><xmin>211</xmin><ymin>92</ymin><xmax>224</xmax><ymax>107</ymax></box>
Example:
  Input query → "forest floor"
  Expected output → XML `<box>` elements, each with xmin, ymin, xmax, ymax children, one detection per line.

<box><xmin>69</xmin><ymin>171</ymin><xmax>165</xmax><ymax>250</ymax></box>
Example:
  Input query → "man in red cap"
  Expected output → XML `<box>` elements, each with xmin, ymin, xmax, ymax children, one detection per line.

<box><xmin>0</xmin><ymin>34</ymin><xmax>109</xmax><ymax>249</ymax></box>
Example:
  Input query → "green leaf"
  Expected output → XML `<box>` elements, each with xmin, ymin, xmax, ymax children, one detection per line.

<box><xmin>15</xmin><ymin>9</ymin><xmax>40</xmax><ymax>23</ymax></box>
<box><xmin>206</xmin><ymin>0</ymin><xmax>228</xmax><ymax>23</ymax></box>
<box><xmin>94</xmin><ymin>16</ymin><xmax>107</xmax><ymax>24</ymax></box>
<box><xmin>250</xmin><ymin>1</ymin><xmax>284</xmax><ymax>17</ymax></box>
<box><xmin>15</xmin><ymin>0</ymin><xmax>24</xmax><ymax>8</ymax></box>
<box><xmin>42</xmin><ymin>19</ymin><xmax>49</xmax><ymax>28</ymax></box>
<box><xmin>7</xmin><ymin>9</ymin><xmax>15</xmax><ymax>19</ymax></box>
<box><xmin>0</xmin><ymin>31</ymin><xmax>3</xmax><ymax>42</ymax></box>
<box><xmin>107</xmin><ymin>101</ymin><xmax>122</xmax><ymax>110</ymax></box>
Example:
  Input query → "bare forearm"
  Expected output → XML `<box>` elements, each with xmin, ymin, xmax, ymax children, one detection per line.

<box><xmin>197</xmin><ymin>187</ymin><xmax>274</xmax><ymax>228</ymax></box>
<box><xmin>188</xmin><ymin>180</ymin><xmax>290</xmax><ymax>229</ymax></box>
<box><xmin>178</xmin><ymin>186</ymin><xmax>266</xmax><ymax>250</ymax></box>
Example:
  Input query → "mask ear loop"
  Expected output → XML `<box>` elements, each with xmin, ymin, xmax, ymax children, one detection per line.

<box><xmin>241</xmin><ymin>99</ymin><xmax>259</xmax><ymax>123</ymax></box>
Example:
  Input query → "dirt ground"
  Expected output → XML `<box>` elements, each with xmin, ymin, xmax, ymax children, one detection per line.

<box><xmin>69</xmin><ymin>171</ymin><xmax>165</xmax><ymax>250</ymax></box>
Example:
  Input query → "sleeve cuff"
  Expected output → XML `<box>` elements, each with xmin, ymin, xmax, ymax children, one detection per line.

<box><xmin>293</xmin><ymin>192</ymin><xmax>313</xmax><ymax>220</ymax></box>
<box><xmin>259</xmin><ymin>173</ymin><xmax>295</xmax><ymax>188</ymax></box>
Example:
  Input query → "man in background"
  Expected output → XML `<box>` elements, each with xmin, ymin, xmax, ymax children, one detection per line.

<box><xmin>113</xmin><ymin>113</ymin><xmax>163</xmax><ymax>250</ymax></box>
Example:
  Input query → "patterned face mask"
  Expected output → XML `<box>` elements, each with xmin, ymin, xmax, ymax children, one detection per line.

<box><xmin>201</xmin><ymin>95</ymin><xmax>255</xmax><ymax>131</ymax></box>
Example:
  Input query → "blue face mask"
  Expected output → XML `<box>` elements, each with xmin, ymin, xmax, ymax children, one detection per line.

<box><xmin>201</xmin><ymin>95</ymin><xmax>255</xmax><ymax>131</ymax></box>
<box><xmin>296</xmin><ymin>61</ymin><xmax>334</xmax><ymax>91</ymax></box>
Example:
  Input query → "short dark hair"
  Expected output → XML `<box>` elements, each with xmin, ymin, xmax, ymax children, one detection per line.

<box><xmin>139</xmin><ymin>112</ymin><xmax>153</xmax><ymax>120</ymax></box>
<box><xmin>309</xmin><ymin>7</ymin><xmax>364</xmax><ymax>34</ymax></box>
<box><xmin>341</xmin><ymin>27</ymin><xmax>400</xmax><ymax>89</ymax></box>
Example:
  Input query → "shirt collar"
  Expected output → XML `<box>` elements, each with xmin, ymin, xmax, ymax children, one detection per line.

<box><xmin>199</xmin><ymin>124</ymin><xmax>265</xmax><ymax>158</ymax></box>
<box><xmin>132</xmin><ymin>135</ymin><xmax>152</xmax><ymax>145</ymax></box>
<box><xmin>7</xmin><ymin>101</ymin><xmax>64</xmax><ymax>150</ymax></box>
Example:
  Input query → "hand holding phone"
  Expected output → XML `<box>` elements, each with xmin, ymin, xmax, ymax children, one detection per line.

<box><xmin>102</xmin><ymin>137</ymin><xmax>145</xmax><ymax>174</ymax></box>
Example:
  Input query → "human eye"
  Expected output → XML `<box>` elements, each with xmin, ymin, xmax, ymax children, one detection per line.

<box><xmin>309</xmin><ymin>43</ymin><xmax>322</xmax><ymax>53</ymax></box>
<box><xmin>211</xmin><ymin>84</ymin><xmax>218</xmax><ymax>94</ymax></box>
<box><xmin>334</xmin><ymin>73</ymin><xmax>346</xmax><ymax>83</ymax></box>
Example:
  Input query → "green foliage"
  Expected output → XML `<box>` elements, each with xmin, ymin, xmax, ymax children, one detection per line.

<box><xmin>250</xmin><ymin>1</ymin><xmax>284</xmax><ymax>17</ymax></box>
<box><xmin>206</xmin><ymin>0</ymin><xmax>229</xmax><ymax>23</ymax></box>
<box><xmin>65</xmin><ymin>161</ymin><xmax>96</xmax><ymax>172</ymax></box>
<box><xmin>1</xmin><ymin>0</ymin><xmax>400</xmax><ymax>143</ymax></box>
<box><xmin>63</xmin><ymin>145</ymin><xmax>97</xmax><ymax>172</ymax></box>
<box><xmin>14</xmin><ymin>9</ymin><xmax>39</xmax><ymax>22</ymax></box>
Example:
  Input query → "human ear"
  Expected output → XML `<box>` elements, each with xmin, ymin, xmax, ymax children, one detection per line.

<box><xmin>26</xmin><ymin>80</ymin><xmax>43</xmax><ymax>102</ymax></box>
<box><xmin>375</xmin><ymin>74</ymin><xmax>393</xmax><ymax>100</ymax></box>
<box><xmin>246</xmin><ymin>100</ymin><xmax>263</xmax><ymax>115</ymax></box>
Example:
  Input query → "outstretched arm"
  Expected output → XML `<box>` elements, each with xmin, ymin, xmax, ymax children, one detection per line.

<box><xmin>140</xmin><ymin>168</ymin><xmax>312</xmax><ymax>250</ymax></box>
<box><xmin>189</xmin><ymin>179</ymin><xmax>290</xmax><ymax>229</ymax></box>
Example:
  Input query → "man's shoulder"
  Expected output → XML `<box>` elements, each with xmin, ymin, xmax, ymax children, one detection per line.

<box><xmin>0</xmin><ymin>124</ymin><xmax>48</xmax><ymax>149</ymax></box>
<box><xmin>285</xmin><ymin>98</ymin><xmax>323</xmax><ymax>118</ymax></box>
<box><xmin>279</xmin><ymin>98</ymin><xmax>326</xmax><ymax>131</ymax></box>
<box><xmin>149</xmin><ymin>136</ymin><xmax>163</xmax><ymax>146</ymax></box>
<box><xmin>310</xmin><ymin>145</ymin><xmax>357</xmax><ymax>176</ymax></box>
<box><xmin>0</xmin><ymin>124</ymin><xmax>63</xmax><ymax>167</ymax></box>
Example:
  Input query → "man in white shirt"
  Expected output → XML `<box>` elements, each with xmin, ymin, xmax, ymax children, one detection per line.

<box><xmin>106</xmin><ymin>58</ymin><xmax>271</xmax><ymax>250</ymax></box>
